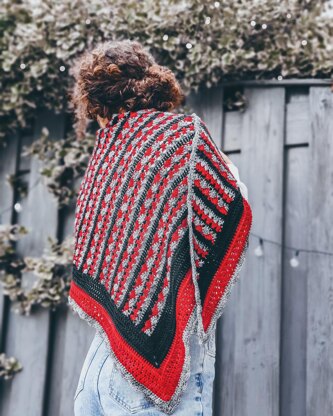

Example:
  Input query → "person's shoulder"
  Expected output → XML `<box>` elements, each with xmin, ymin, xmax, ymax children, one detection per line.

<box><xmin>156</xmin><ymin>109</ymin><xmax>198</xmax><ymax>130</ymax></box>
<box><xmin>158</xmin><ymin>109</ymin><xmax>195</xmax><ymax>120</ymax></box>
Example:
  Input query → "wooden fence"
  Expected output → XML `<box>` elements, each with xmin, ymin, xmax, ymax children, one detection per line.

<box><xmin>0</xmin><ymin>81</ymin><xmax>332</xmax><ymax>416</ymax></box>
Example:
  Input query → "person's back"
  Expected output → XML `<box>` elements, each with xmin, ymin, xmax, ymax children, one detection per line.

<box><xmin>68</xmin><ymin>39</ymin><xmax>252</xmax><ymax>416</ymax></box>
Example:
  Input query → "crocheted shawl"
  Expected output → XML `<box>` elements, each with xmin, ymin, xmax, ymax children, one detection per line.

<box><xmin>68</xmin><ymin>107</ymin><xmax>253</xmax><ymax>414</ymax></box>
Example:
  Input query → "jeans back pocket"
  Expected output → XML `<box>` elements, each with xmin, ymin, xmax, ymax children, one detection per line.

<box><xmin>74</xmin><ymin>332</ymin><xmax>104</xmax><ymax>401</ymax></box>
<box><xmin>108</xmin><ymin>362</ymin><xmax>155</xmax><ymax>413</ymax></box>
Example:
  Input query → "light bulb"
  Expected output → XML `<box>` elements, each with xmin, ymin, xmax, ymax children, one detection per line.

<box><xmin>14</xmin><ymin>202</ymin><xmax>22</xmax><ymax>213</ymax></box>
<box><xmin>254</xmin><ymin>240</ymin><xmax>264</xmax><ymax>257</ymax></box>
<box><xmin>290</xmin><ymin>251</ymin><xmax>300</xmax><ymax>268</ymax></box>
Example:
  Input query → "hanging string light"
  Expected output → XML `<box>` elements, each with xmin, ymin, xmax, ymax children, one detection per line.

<box><xmin>254</xmin><ymin>237</ymin><xmax>264</xmax><ymax>257</ymax></box>
<box><xmin>251</xmin><ymin>233</ymin><xmax>333</xmax><ymax>269</ymax></box>
<box><xmin>1</xmin><ymin>178</ymin><xmax>333</xmax><ymax>265</ymax></box>
<box><xmin>13</xmin><ymin>203</ymin><xmax>22</xmax><ymax>213</ymax></box>
<box><xmin>290</xmin><ymin>250</ymin><xmax>300</xmax><ymax>268</ymax></box>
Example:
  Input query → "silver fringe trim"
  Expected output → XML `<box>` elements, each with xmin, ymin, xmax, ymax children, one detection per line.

<box><xmin>67</xmin><ymin>295</ymin><xmax>198</xmax><ymax>415</ymax></box>
<box><xmin>204</xmin><ymin>236</ymin><xmax>250</xmax><ymax>340</ymax></box>
<box><xmin>186</xmin><ymin>113</ymin><xmax>206</xmax><ymax>345</ymax></box>
<box><xmin>187</xmin><ymin>112</ymin><xmax>251</xmax><ymax>344</ymax></box>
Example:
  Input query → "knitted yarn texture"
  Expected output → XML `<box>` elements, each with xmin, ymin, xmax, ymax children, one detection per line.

<box><xmin>68</xmin><ymin>107</ymin><xmax>253</xmax><ymax>414</ymax></box>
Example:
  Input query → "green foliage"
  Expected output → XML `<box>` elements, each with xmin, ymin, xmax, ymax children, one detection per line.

<box><xmin>21</xmin><ymin>127</ymin><xmax>96</xmax><ymax>206</ymax></box>
<box><xmin>0</xmin><ymin>224</ymin><xmax>73</xmax><ymax>315</ymax></box>
<box><xmin>0</xmin><ymin>352</ymin><xmax>22</xmax><ymax>380</ymax></box>
<box><xmin>0</xmin><ymin>0</ymin><xmax>332</xmax><ymax>145</ymax></box>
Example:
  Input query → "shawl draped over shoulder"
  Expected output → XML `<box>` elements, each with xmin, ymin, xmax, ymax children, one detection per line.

<box><xmin>68</xmin><ymin>108</ymin><xmax>253</xmax><ymax>414</ymax></box>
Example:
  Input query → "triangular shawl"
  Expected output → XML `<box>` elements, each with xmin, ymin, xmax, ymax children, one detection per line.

<box><xmin>68</xmin><ymin>107</ymin><xmax>253</xmax><ymax>414</ymax></box>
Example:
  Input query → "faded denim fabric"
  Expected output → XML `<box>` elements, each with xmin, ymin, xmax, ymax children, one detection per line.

<box><xmin>74</xmin><ymin>329</ymin><xmax>216</xmax><ymax>416</ymax></box>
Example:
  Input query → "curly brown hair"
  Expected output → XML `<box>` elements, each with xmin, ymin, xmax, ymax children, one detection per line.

<box><xmin>69</xmin><ymin>39</ymin><xmax>185</xmax><ymax>138</ymax></box>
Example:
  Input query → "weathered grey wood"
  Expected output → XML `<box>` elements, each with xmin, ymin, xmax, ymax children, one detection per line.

<box><xmin>215</xmin><ymin>151</ymin><xmax>243</xmax><ymax>416</ymax></box>
<box><xmin>213</xmin><ymin>105</ymin><xmax>243</xmax><ymax>416</ymax></box>
<box><xmin>306</xmin><ymin>87</ymin><xmax>333</xmax><ymax>416</ymax></box>
<box><xmin>187</xmin><ymin>85</ymin><xmax>224</xmax><ymax>147</ymax></box>
<box><xmin>223</xmin><ymin>111</ymin><xmax>242</xmax><ymax>151</ymax></box>
<box><xmin>286</xmin><ymin>90</ymin><xmax>310</xmax><ymax>146</ymax></box>
<box><xmin>44</xmin><ymin>305</ymin><xmax>68</xmax><ymax>416</ymax></box>
<box><xmin>0</xmin><ymin>135</ymin><xmax>19</xmax><ymax>352</ymax></box>
<box><xmin>1</xmin><ymin>111</ymin><xmax>65</xmax><ymax>416</ymax></box>
<box><xmin>56</xmin><ymin>192</ymin><xmax>95</xmax><ymax>416</ymax></box>
<box><xmin>220</xmin><ymin>88</ymin><xmax>285</xmax><ymax>416</ymax></box>
<box><xmin>59</xmin><ymin>311</ymin><xmax>95</xmax><ymax>415</ymax></box>
<box><xmin>1</xmin><ymin>85</ymin><xmax>333</xmax><ymax>416</ymax></box>
<box><xmin>0</xmin><ymin>134</ymin><xmax>20</xmax><ymax>412</ymax></box>
<box><xmin>280</xmin><ymin>145</ymin><xmax>309</xmax><ymax>416</ymax></box>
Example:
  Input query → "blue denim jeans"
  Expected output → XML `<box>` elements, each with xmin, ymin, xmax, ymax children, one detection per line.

<box><xmin>74</xmin><ymin>329</ymin><xmax>216</xmax><ymax>416</ymax></box>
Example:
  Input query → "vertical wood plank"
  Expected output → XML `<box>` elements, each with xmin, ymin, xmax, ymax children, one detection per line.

<box><xmin>306</xmin><ymin>87</ymin><xmax>333</xmax><ymax>416</ymax></box>
<box><xmin>223</xmin><ymin>111</ymin><xmax>242</xmax><ymax>151</ymax></box>
<box><xmin>220</xmin><ymin>88</ymin><xmax>285</xmax><ymax>416</ymax></box>
<box><xmin>0</xmin><ymin>136</ymin><xmax>19</xmax><ymax>352</ymax></box>
<box><xmin>215</xmin><ymin>150</ymin><xmax>242</xmax><ymax>416</ymax></box>
<box><xmin>186</xmin><ymin>85</ymin><xmax>224</xmax><ymax>147</ymax></box>
<box><xmin>57</xmin><ymin>197</ymin><xmax>95</xmax><ymax>416</ymax></box>
<box><xmin>44</xmin><ymin>305</ymin><xmax>68</xmax><ymax>416</ymax></box>
<box><xmin>0</xmin><ymin>135</ymin><xmax>20</xmax><ymax>412</ymax></box>
<box><xmin>285</xmin><ymin>88</ymin><xmax>310</xmax><ymax>146</ymax></box>
<box><xmin>1</xmin><ymin>111</ymin><xmax>64</xmax><ymax>416</ymax></box>
<box><xmin>280</xmin><ymin>90</ymin><xmax>310</xmax><ymax>416</ymax></box>
<box><xmin>58</xmin><ymin>313</ymin><xmax>95</xmax><ymax>415</ymax></box>
<box><xmin>213</xmin><ymin>106</ymin><xmax>243</xmax><ymax>416</ymax></box>
<box><xmin>281</xmin><ymin>147</ymin><xmax>308</xmax><ymax>416</ymax></box>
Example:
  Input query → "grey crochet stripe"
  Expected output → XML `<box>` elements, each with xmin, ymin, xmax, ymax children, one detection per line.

<box><xmin>196</xmin><ymin>157</ymin><xmax>236</xmax><ymax>198</ymax></box>
<box><xmin>67</xmin><ymin>295</ymin><xmax>199</xmax><ymax>415</ymax></box>
<box><xmin>194</xmin><ymin>173</ymin><xmax>231</xmax><ymax>212</ymax></box>
<box><xmin>186</xmin><ymin>112</ymin><xmax>207</xmax><ymax>345</ymax></box>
